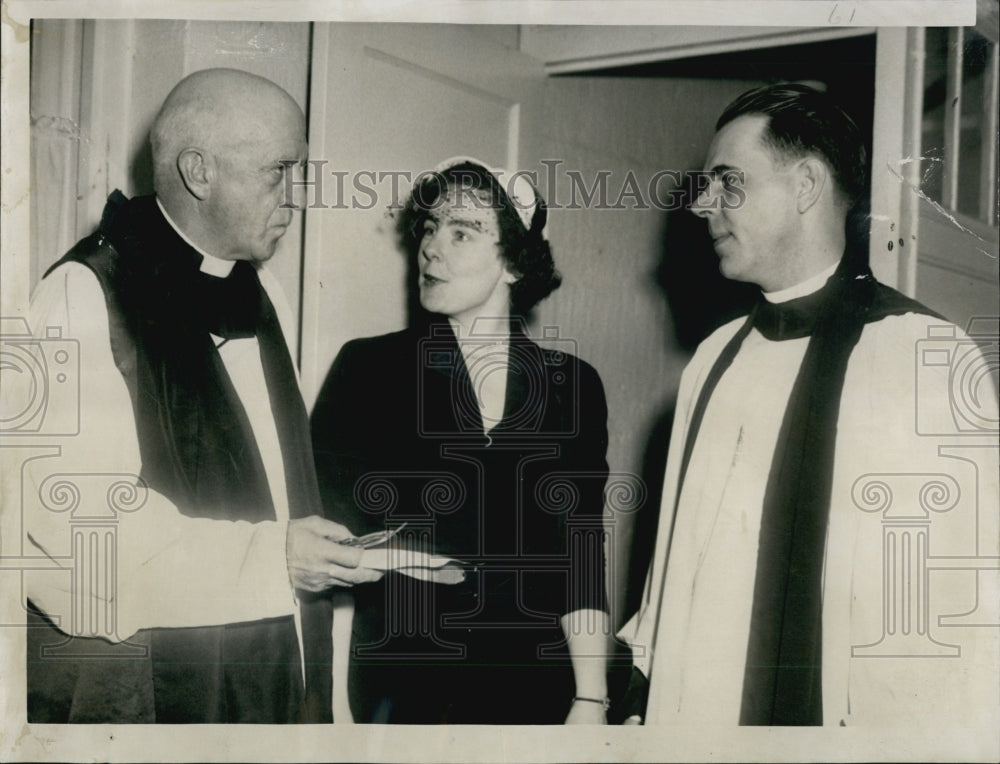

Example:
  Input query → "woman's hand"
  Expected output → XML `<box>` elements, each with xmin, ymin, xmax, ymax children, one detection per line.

<box><xmin>565</xmin><ymin>697</ymin><xmax>608</xmax><ymax>724</ymax></box>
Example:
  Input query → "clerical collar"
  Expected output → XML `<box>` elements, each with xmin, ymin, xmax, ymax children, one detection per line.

<box><xmin>763</xmin><ymin>261</ymin><xmax>839</xmax><ymax>304</ymax></box>
<box><xmin>152</xmin><ymin>197</ymin><xmax>261</xmax><ymax>338</ymax></box>
<box><xmin>754</xmin><ymin>261</ymin><xmax>843</xmax><ymax>342</ymax></box>
<box><xmin>156</xmin><ymin>198</ymin><xmax>236</xmax><ymax>278</ymax></box>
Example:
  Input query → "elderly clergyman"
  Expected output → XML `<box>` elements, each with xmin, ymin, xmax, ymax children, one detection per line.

<box><xmin>619</xmin><ymin>84</ymin><xmax>999</xmax><ymax>727</ymax></box>
<box><xmin>19</xmin><ymin>68</ymin><xmax>381</xmax><ymax>723</ymax></box>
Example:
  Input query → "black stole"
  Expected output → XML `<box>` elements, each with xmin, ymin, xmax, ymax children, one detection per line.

<box><xmin>675</xmin><ymin>258</ymin><xmax>940</xmax><ymax>726</ymax></box>
<box><xmin>199</xmin><ymin>248</ymin><xmax>333</xmax><ymax>723</ymax></box>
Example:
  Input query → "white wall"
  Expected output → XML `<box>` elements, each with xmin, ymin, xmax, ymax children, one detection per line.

<box><xmin>522</xmin><ymin>75</ymin><xmax>767</xmax><ymax>621</ymax></box>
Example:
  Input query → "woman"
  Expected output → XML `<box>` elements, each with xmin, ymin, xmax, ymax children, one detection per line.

<box><xmin>311</xmin><ymin>158</ymin><xmax>611</xmax><ymax>724</ymax></box>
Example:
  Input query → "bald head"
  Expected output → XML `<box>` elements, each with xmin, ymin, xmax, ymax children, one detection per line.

<box><xmin>150</xmin><ymin>68</ymin><xmax>308</xmax><ymax>262</ymax></box>
<box><xmin>151</xmin><ymin>68</ymin><xmax>305</xmax><ymax>197</ymax></box>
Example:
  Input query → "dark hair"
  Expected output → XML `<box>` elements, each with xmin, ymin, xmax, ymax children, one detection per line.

<box><xmin>399</xmin><ymin>161</ymin><xmax>561</xmax><ymax>315</ymax></box>
<box><xmin>717</xmin><ymin>83</ymin><xmax>867</xmax><ymax>208</ymax></box>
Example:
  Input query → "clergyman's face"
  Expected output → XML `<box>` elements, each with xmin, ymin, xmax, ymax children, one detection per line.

<box><xmin>691</xmin><ymin>114</ymin><xmax>802</xmax><ymax>291</ymax></box>
<box><xmin>209</xmin><ymin>107</ymin><xmax>307</xmax><ymax>263</ymax></box>
<box><xmin>417</xmin><ymin>189</ymin><xmax>513</xmax><ymax>324</ymax></box>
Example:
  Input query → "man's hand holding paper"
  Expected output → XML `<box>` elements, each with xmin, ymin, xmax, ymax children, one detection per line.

<box><xmin>286</xmin><ymin>515</ymin><xmax>386</xmax><ymax>591</ymax></box>
<box><xmin>342</xmin><ymin>523</ymin><xmax>467</xmax><ymax>585</ymax></box>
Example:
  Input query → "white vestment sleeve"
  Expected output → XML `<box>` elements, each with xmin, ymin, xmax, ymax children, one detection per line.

<box><xmin>826</xmin><ymin>313</ymin><xmax>1000</xmax><ymax>727</ymax></box>
<box><xmin>616</xmin><ymin>319</ymin><xmax>746</xmax><ymax>681</ymax></box>
<box><xmin>19</xmin><ymin>263</ymin><xmax>297</xmax><ymax>641</ymax></box>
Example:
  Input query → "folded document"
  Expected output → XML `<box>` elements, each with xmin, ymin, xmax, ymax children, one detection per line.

<box><xmin>343</xmin><ymin>525</ymin><xmax>466</xmax><ymax>585</ymax></box>
<box><xmin>358</xmin><ymin>546</ymin><xmax>466</xmax><ymax>585</ymax></box>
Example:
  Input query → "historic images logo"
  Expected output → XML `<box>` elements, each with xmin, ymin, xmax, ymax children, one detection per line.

<box><xmin>0</xmin><ymin>317</ymin><xmax>80</xmax><ymax>436</ymax></box>
<box><xmin>853</xmin><ymin>318</ymin><xmax>999</xmax><ymax>659</ymax></box>
<box><xmin>1</xmin><ymin>318</ymin><xmax>148</xmax><ymax>656</ymax></box>
<box><xmin>280</xmin><ymin>160</ymin><xmax>746</xmax><ymax>213</ymax></box>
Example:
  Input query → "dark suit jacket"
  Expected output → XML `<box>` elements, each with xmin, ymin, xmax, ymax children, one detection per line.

<box><xmin>311</xmin><ymin>319</ymin><xmax>610</xmax><ymax>722</ymax></box>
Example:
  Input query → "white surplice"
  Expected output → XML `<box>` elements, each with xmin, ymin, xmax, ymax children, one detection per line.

<box><xmin>620</xmin><ymin>275</ymin><xmax>999</xmax><ymax>728</ymax></box>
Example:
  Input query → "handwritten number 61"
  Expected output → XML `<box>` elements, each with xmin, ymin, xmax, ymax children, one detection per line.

<box><xmin>829</xmin><ymin>3</ymin><xmax>857</xmax><ymax>24</ymax></box>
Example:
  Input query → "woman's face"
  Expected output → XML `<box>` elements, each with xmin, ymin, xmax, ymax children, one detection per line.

<box><xmin>417</xmin><ymin>189</ymin><xmax>515</xmax><ymax>324</ymax></box>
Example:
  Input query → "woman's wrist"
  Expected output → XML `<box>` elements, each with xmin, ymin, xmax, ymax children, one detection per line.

<box><xmin>572</xmin><ymin>696</ymin><xmax>610</xmax><ymax>711</ymax></box>
<box><xmin>574</xmin><ymin>682</ymin><xmax>608</xmax><ymax>699</ymax></box>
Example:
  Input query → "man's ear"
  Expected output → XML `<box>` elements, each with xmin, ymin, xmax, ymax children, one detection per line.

<box><xmin>176</xmin><ymin>148</ymin><xmax>213</xmax><ymax>201</ymax></box>
<box><xmin>796</xmin><ymin>157</ymin><xmax>828</xmax><ymax>214</ymax></box>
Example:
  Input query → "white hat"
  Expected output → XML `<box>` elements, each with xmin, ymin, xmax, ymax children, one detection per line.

<box><xmin>428</xmin><ymin>155</ymin><xmax>547</xmax><ymax>239</ymax></box>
